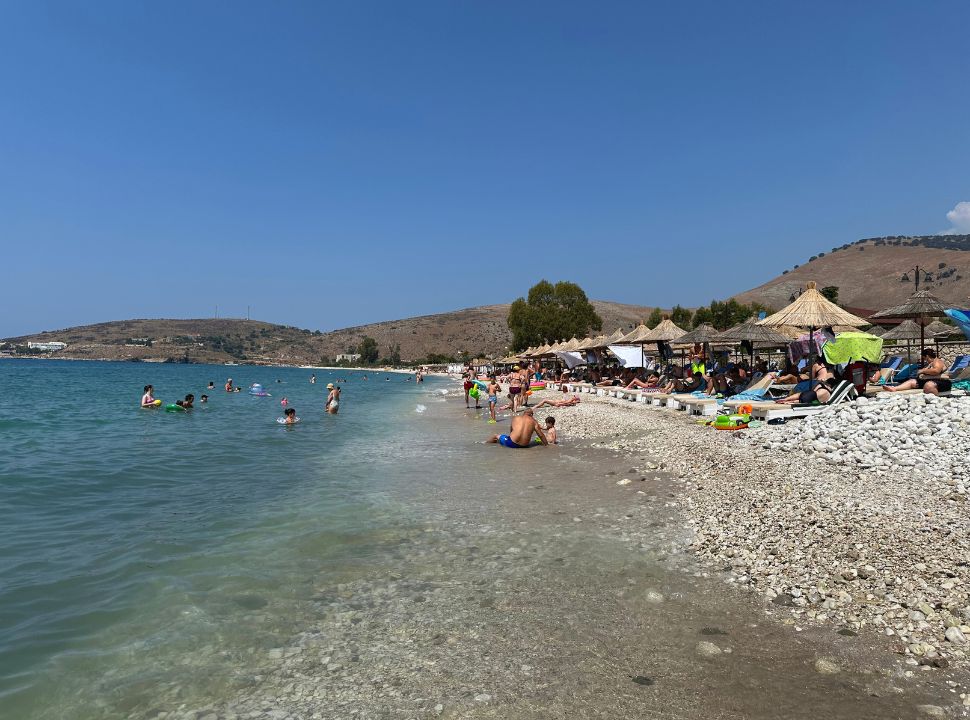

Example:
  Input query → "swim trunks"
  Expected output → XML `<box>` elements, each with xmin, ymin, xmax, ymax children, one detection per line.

<box><xmin>509</xmin><ymin>386</ymin><xmax>521</xmax><ymax>395</ymax></box>
<box><xmin>488</xmin><ymin>395</ymin><xmax>497</xmax><ymax>404</ymax></box>
<box><xmin>498</xmin><ymin>434</ymin><xmax>526</xmax><ymax>448</ymax></box>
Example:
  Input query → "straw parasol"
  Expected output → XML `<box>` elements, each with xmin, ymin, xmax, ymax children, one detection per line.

<box><xmin>604</xmin><ymin>328</ymin><xmax>628</xmax><ymax>344</ymax></box>
<box><xmin>758</xmin><ymin>281</ymin><xmax>868</xmax><ymax>359</ymax></box>
<box><xmin>870</xmin><ymin>289</ymin><xmax>948</xmax><ymax>355</ymax></box>
<box><xmin>675</xmin><ymin>323</ymin><xmax>720</xmax><ymax>345</ymax></box>
<box><xmin>880</xmin><ymin>319</ymin><xmax>924</xmax><ymax>341</ymax></box>
<box><xmin>618</xmin><ymin>324</ymin><xmax>651</xmax><ymax>344</ymax></box>
<box><xmin>925</xmin><ymin>320</ymin><xmax>961</xmax><ymax>338</ymax></box>
<box><xmin>716</xmin><ymin>319</ymin><xmax>791</xmax><ymax>366</ymax></box>
<box><xmin>560</xmin><ymin>337</ymin><xmax>582</xmax><ymax>352</ymax></box>
<box><xmin>880</xmin><ymin>319</ymin><xmax>925</xmax><ymax>361</ymax></box>
<box><xmin>640</xmin><ymin>318</ymin><xmax>687</xmax><ymax>342</ymax></box>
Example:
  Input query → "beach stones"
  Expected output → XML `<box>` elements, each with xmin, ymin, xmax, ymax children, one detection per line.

<box><xmin>695</xmin><ymin>641</ymin><xmax>723</xmax><ymax>658</ymax></box>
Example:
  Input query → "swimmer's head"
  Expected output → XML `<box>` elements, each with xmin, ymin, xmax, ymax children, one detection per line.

<box><xmin>185</xmin><ymin>394</ymin><xmax>194</xmax><ymax>402</ymax></box>
<box><xmin>285</xmin><ymin>407</ymin><xmax>296</xmax><ymax>416</ymax></box>
<box><xmin>144</xmin><ymin>385</ymin><xmax>153</xmax><ymax>393</ymax></box>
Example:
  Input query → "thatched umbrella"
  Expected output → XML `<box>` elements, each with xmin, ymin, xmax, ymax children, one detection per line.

<box><xmin>716</xmin><ymin>319</ymin><xmax>791</xmax><ymax>367</ymax></box>
<box><xmin>618</xmin><ymin>324</ymin><xmax>651</xmax><ymax>344</ymax></box>
<box><xmin>561</xmin><ymin>337</ymin><xmax>582</xmax><ymax>352</ymax></box>
<box><xmin>880</xmin><ymin>319</ymin><xmax>926</xmax><ymax>362</ymax></box>
<box><xmin>870</xmin><ymin>289</ymin><xmax>948</xmax><ymax>355</ymax></box>
<box><xmin>640</xmin><ymin>319</ymin><xmax>686</xmax><ymax>367</ymax></box>
<box><xmin>925</xmin><ymin>320</ymin><xmax>961</xmax><ymax>338</ymax></box>
<box><xmin>758</xmin><ymin>281</ymin><xmax>868</xmax><ymax>360</ymax></box>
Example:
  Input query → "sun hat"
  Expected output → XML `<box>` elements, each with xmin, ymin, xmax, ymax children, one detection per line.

<box><xmin>326</xmin><ymin>383</ymin><xmax>334</xmax><ymax>389</ymax></box>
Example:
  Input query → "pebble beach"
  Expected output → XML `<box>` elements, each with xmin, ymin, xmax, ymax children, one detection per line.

<box><xmin>535</xmin><ymin>386</ymin><xmax>970</xmax><ymax>697</ymax></box>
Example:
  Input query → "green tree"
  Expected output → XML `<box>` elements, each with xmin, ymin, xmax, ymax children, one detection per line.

<box><xmin>691</xmin><ymin>306</ymin><xmax>713</xmax><ymax>328</ymax></box>
<box><xmin>357</xmin><ymin>336</ymin><xmax>379</xmax><ymax>364</ymax></box>
<box><xmin>670</xmin><ymin>305</ymin><xmax>692</xmax><ymax>328</ymax></box>
<box><xmin>382</xmin><ymin>344</ymin><xmax>402</xmax><ymax>365</ymax></box>
<box><xmin>646</xmin><ymin>308</ymin><xmax>663</xmax><ymax>328</ymax></box>
<box><xmin>507</xmin><ymin>280</ymin><xmax>602</xmax><ymax>351</ymax></box>
<box><xmin>820</xmin><ymin>286</ymin><xmax>840</xmax><ymax>305</ymax></box>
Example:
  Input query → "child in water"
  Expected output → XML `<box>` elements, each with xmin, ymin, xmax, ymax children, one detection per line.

<box><xmin>283</xmin><ymin>407</ymin><xmax>298</xmax><ymax>424</ymax></box>
<box><xmin>486</xmin><ymin>377</ymin><xmax>501</xmax><ymax>424</ymax></box>
<box><xmin>176</xmin><ymin>393</ymin><xmax>194</xmax><ymax>409</ymax></box>
<box><xmin>200</xmin><ymin>394</ymin><xmax>208</xmax><ymax>404</ymax></box>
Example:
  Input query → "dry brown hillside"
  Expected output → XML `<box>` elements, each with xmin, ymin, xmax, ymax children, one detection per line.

<box><xmin>1</xmin><ymin>301</ymin><xmax>657</xmax><ymax>365</ymax></box>
<box><xmin>734</xmin><ymin>236</ymin><xmax>970</xmax><ymax>312</ymax></box>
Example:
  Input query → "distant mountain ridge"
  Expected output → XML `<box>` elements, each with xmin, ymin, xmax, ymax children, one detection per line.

<box><xmin>733</xmin><ymin>235</ymin><xmax>970</xmax><ymax>312</ymax></box>
<box><xmin>0</xmin><ymin>300</ymin><xmax>658</xmax><ymax>365</ymax></box>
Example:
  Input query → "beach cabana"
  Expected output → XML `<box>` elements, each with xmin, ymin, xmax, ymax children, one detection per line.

<box><xmin>870</xmin><ymin>289</ymin><xmax>948</xmax><ymax>355</ymax></box>
<box><xmin>758</xmin><ymin>281</ymin><xmax>868</xmax><ymax>359</ymax></box>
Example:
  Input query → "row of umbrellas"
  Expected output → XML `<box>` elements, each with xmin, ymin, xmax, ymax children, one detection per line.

<box><xmin>512</xmin><ymin>282</ymin><xmax>959</xmax><ymax>362</ymax></box>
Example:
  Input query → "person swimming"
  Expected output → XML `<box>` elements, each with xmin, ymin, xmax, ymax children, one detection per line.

<box><xmin>283</xmin><ymin>407</ymin><xmax>298</xmax><ymax>425</ymax></box>
<box><xmin>200</xmin><ymin>394</ymin><xmax>208</xmax><ymax>404</ymax></box>
<box><xmin>176</xmin><ymin>393</ymin><xmax>194</xmax><ymax>409</ymax></box>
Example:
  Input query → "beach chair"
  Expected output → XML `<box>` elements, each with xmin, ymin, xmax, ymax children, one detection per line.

<box><xmin>748</xmin><ymin>380</ymin><xmax>856</xmax><ymax>421</ymax></box>
<box><xmin>945</xmin><ymin>355</ymin><xmax>970</xmax><ymax>376</ymax></box>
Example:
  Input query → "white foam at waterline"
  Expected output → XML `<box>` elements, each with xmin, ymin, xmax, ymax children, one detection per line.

<box><xmin>415</xmin><ymin>404</ymin><xmax>427</xmax><ymax>413</ymax></box>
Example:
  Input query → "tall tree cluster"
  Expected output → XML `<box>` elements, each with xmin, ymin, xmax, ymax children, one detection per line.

<box><xmin>507</xmin><ymin>280</ymin><xmax>602</xmax><ymax>351</ymax></box>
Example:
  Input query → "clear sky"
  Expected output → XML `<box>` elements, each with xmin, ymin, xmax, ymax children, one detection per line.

<box><xmin>2</xmin><ymin>1</ymin><xmax>968</xmax><ymax>337</ymax></box>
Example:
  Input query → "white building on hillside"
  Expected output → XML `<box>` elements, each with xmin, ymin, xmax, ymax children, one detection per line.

<box><xmin>28</xmin><ymin>341</ymin><xmax>67</xmax><ymax>351</ymax></box>
<box><xmin>335</xmin><ymin>353</ymin><xmax>361</xmax><ymax>363</ymax></box>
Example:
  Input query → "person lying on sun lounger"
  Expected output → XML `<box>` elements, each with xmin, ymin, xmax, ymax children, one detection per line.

<box><xmin>775</xmin><ymin>360</ymin><xmax>806</xmax><ymax>385</ymax></box>
<box><xmin>883</xmin><ymin>348</ymin><xmax>951</xmax><ymax>395</ymax></box>
<box><xmin>625</xmin><ymin>371</ymin><xmax>661</xmax><ymax>390</ymax></box>
<box><xmin>777</xmin><ymin>379</ymin><xmax>834</xmax><ymax>404</ymax></box>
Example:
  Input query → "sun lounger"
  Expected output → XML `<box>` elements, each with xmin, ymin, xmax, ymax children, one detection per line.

<box><xmin>749</xmin><ymin>380</ymin><xmax>856</xmax><ymax>420</ymax></box>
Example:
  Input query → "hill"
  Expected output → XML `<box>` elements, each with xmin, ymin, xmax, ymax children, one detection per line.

<box><xmin>0</xmin><ymin>301</ymin><xmax>657</xmax><ymax>365</ymax></box>
<box><xmin>734</xmin><ymin>235</ymin><xmax>970</xmax><ymax>312</ymax></box>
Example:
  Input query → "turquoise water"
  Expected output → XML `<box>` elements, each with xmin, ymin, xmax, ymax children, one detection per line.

<box><xmin>0</xmin><ymin>360</ymin><xmax>441</xmax><ymax>718</ymax></box>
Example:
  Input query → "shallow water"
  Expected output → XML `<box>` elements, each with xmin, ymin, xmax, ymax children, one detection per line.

<box><xmin>0</xmin><ymin>361</ymin><xmax>951</xmax><ymax>718</ymax></box>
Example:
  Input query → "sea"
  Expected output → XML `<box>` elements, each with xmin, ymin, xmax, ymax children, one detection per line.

<box><xmin>0</xmin><ymin>360</ymin><xmax>466</xmax><ymax>717</ymax></box>
<box><xmin>0</xmin><ymin>359</ymin><xmax>936</xmax><ymax>719</ymax></box>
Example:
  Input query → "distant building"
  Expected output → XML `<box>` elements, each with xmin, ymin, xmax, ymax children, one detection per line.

<box><xmin>28</xmin><ymin>341</ymin><xmax>67</xmax><ymax>351</ymax></box>
<box><xmin>335</xmin><ymin>353</ymin><xmax>361</xmax><ymax>363</ymax></box>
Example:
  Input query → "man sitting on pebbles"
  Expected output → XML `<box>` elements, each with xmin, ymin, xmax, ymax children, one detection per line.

<box><xmin>487</xmin><ymin>408</ymin><xmax>548</xmax><ymax>448</ymax></box>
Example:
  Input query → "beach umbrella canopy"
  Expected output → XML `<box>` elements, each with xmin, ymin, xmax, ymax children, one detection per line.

<box><xmin>575</xmin><ymin>335</ymin><xmax>603</xmax><ymax>351</ymax></box>
<box><xmin>758</xmin><ymin>282</ymin><xmax>869</xmax><ymax>329</ymax></box>
<box><xmin>618</xmin><ymin>324</ymin><xmax>652</xmax><ymax>344</ymax></box>
<box><xmin>880</xmin><ymin>319</ymin><xmax>924</xmax><ymax>341</ymax></box>
<box><xmin>871</xmin><ymin>289</ymin><xmax>948</xmax><ymax>320</ymax></box>
<box><xmin>925</xmin><ymin>320</ymin><xmax>961</xmax><ymax>337</ymax></box>
<box><xmin>560</xmin><ymin>337</ymin><xmax>582</xmax><ymax>352</ymax></box>
<box><xmin>822</xmin><ymin>332</ymin><xmax>884</xmax><ymax>365</ymax></box>
<box><xmin>871</xmin><ymin>289</ymin><xmax>948</xmax><ymax>354</ymax></box>
<box><xmin>676</xmin><ymin>323</ymin><xmax>720</xmax><ymax>345</ymax></box>
<box><xmin>640</xmin><ymin>318</ymin><xmax>687</xmax><ymax>342</ymax></box>
<box><xmin>604</xmin><ymin>328</ymin><xmax>628</xmax><ymax>344</ymax></box>
<box><xmin>866</xmin><ymin>325</ymin><xmax>888</xmax><ymax>337</ymax></box>
<box><xmin>716</xmin><ymin>319</ymin><xmax>791</xmax><ymax>345</ymax></box>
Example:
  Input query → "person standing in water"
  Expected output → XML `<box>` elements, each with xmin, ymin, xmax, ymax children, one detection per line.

<box><xmin>225</xmin><ymin>378</ymin><xmax>234</xmax><ymax>392</ymax></box>
<box><xmin>486</xmin><ymin>376</ymin><xmax>501</xmax><ymax>424</ymax></box>
<box><xmin>141</xmin><ymin>385</ymin><xmax>156</xmax><ymax>408</ymax></box>
<box><xmin>310</xmin><ymin>374</ymin><xmax>316</xmax><ymax>385</ymax></box>
<box><xmin>326</xmin><ymin>383</ymin><xmax>340</xmax><ymax>414</ymax></box>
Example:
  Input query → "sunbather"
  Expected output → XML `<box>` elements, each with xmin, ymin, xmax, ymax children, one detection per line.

<box><xmin>883</xmin><ymin>348</ymin><xmax>951</xmax><ymax>395</ymax></box>
<box><xmin>625</xmin><ymin>371</ymin><xmax>661</xmax><ymax>390</ymax></box>
<box><xmin>777</xmin><ymin>379</ymin><xmax>834</xmax><ymax>404</ymax></box>
<box><xmin>532</xmin><ymin>395</ymin><xmax>581</xmax><ymax>409</ymax></box>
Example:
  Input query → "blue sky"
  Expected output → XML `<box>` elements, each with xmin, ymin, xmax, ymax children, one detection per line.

<box><xmin>2</xmin><ymin>1</ymin><xmax>968</xmax><ymax>337</ymax></box>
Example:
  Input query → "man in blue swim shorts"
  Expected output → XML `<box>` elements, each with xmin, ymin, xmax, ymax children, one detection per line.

<box><xmin>488</xmin><ymin>408</ymin><xmax>548</xmax><ymax>448</ymax></box>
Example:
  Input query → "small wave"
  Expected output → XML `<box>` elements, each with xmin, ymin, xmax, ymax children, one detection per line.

<box><xmin>414</xmin><ymin>404</ymin><xmax>427</xmax><ymax>413</ymax></box>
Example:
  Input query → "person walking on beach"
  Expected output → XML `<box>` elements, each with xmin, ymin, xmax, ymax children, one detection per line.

<box><xmin>463</xmin><ymin>366</ymin><xmax>474</xmax><ymax>408</ymax></box>
<box><xmin>508</xmin><ymin>367</ymin><xmax>523</xmax><ymax>412</ymax></box>
<box><xmin>520</xmin><ymin>365</ymin><xmax>533</xmax><ymax>407</ymax></box>
<box><xmin>326</xmin><ymin>383</ymin><xmax>340</xmax><ymax>414</ymax></box>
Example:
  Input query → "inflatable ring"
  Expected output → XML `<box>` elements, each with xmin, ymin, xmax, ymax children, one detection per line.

<box><xmin>165</xmin><ymin>403</ymin><xmax>186</xmax><ymax>412</ymax></box>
